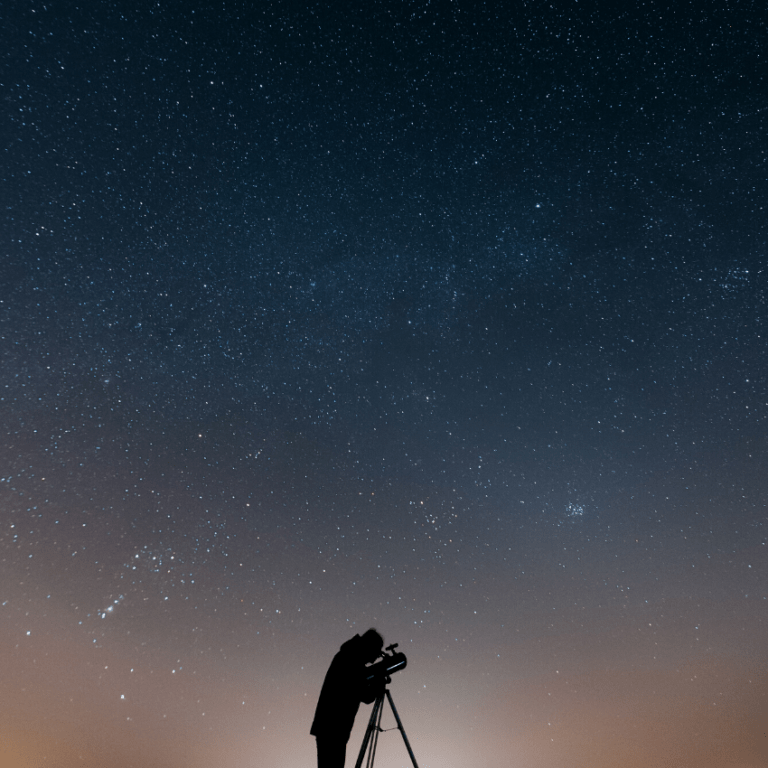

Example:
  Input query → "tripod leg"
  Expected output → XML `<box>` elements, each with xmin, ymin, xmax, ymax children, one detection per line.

<box><xmin>385</xmin><ymin>689</ymin><xmax>420</xmax><ymax>768</ymax></box>
<box><xmin>354</xmin><ymin>693</ymin><xmax>383</xmax><ymax>768</ymax></box>
<box><xmin>366</xmin><ymin>693</ymin><xmax>385</xmax><ymax>768</ymax></box>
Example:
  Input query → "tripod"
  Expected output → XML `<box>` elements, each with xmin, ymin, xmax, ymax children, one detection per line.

<box><xmin>354</xmin><ymin>686</ymin><xmax>420</xmax><ymax>768</ymax></box>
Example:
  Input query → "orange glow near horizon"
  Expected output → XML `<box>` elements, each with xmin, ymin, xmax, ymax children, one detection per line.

<box><xmin>2</xmin><ymin>593</ymin><xmax>765</xmax><ymax>768</ymax></box>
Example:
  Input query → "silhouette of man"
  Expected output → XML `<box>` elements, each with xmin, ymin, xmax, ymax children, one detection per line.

<box><xmin>311</xmin><ymin>628</ymin><xmax>385</xmax><ymax>768</ymax></box>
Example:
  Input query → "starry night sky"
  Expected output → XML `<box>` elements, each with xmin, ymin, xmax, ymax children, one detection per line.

<box><xmin>2</xmin><ymin>1</ymin><xmax>767</xmax><ymax>767</ymax></box>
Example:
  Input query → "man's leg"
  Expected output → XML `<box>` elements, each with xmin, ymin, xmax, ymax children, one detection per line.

<box><xmin>316</xmin><ymin>736</ymin><xmax>346</xmax><ymax>768</ymax></box>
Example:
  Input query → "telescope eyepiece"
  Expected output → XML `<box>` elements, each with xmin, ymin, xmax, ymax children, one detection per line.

<box><xmin>365</xmin><ymin>643</ymin><xmax>407</xmax><ymax>684</ymax></box>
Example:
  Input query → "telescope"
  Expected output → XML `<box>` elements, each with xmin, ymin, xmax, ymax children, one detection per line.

<box><xmin>365</xmin><ymin>643</ymin><xmax>407</xmax><ymax>683</ymax></box>
<box><xmin>357</xmin><ymin>643</ymin><xmax>419</xmax><ymax>768</ymax></box>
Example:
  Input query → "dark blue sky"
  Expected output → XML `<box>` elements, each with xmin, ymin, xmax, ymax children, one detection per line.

<box><xmin>2</xmin><ymin>2</ymin><xmax>767</xmax><ymax>767</ymax></box>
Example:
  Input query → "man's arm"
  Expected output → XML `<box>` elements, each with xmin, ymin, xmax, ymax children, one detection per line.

<box><xmin>360</xmin><ymin>672</ymin><xmax>385</xmax><ymax>704</ymax></box>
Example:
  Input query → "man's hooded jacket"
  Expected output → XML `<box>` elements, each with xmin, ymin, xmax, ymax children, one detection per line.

<box><xmin>310</xmin><ymin>634</ymin><xmax>380</xmax><ymax>743</ymax></box>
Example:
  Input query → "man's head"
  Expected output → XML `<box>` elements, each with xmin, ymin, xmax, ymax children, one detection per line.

<box><xmin>360</xmin><ymin>628</ymin><xmax>384</xmax><ymax>663</ymax></box>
